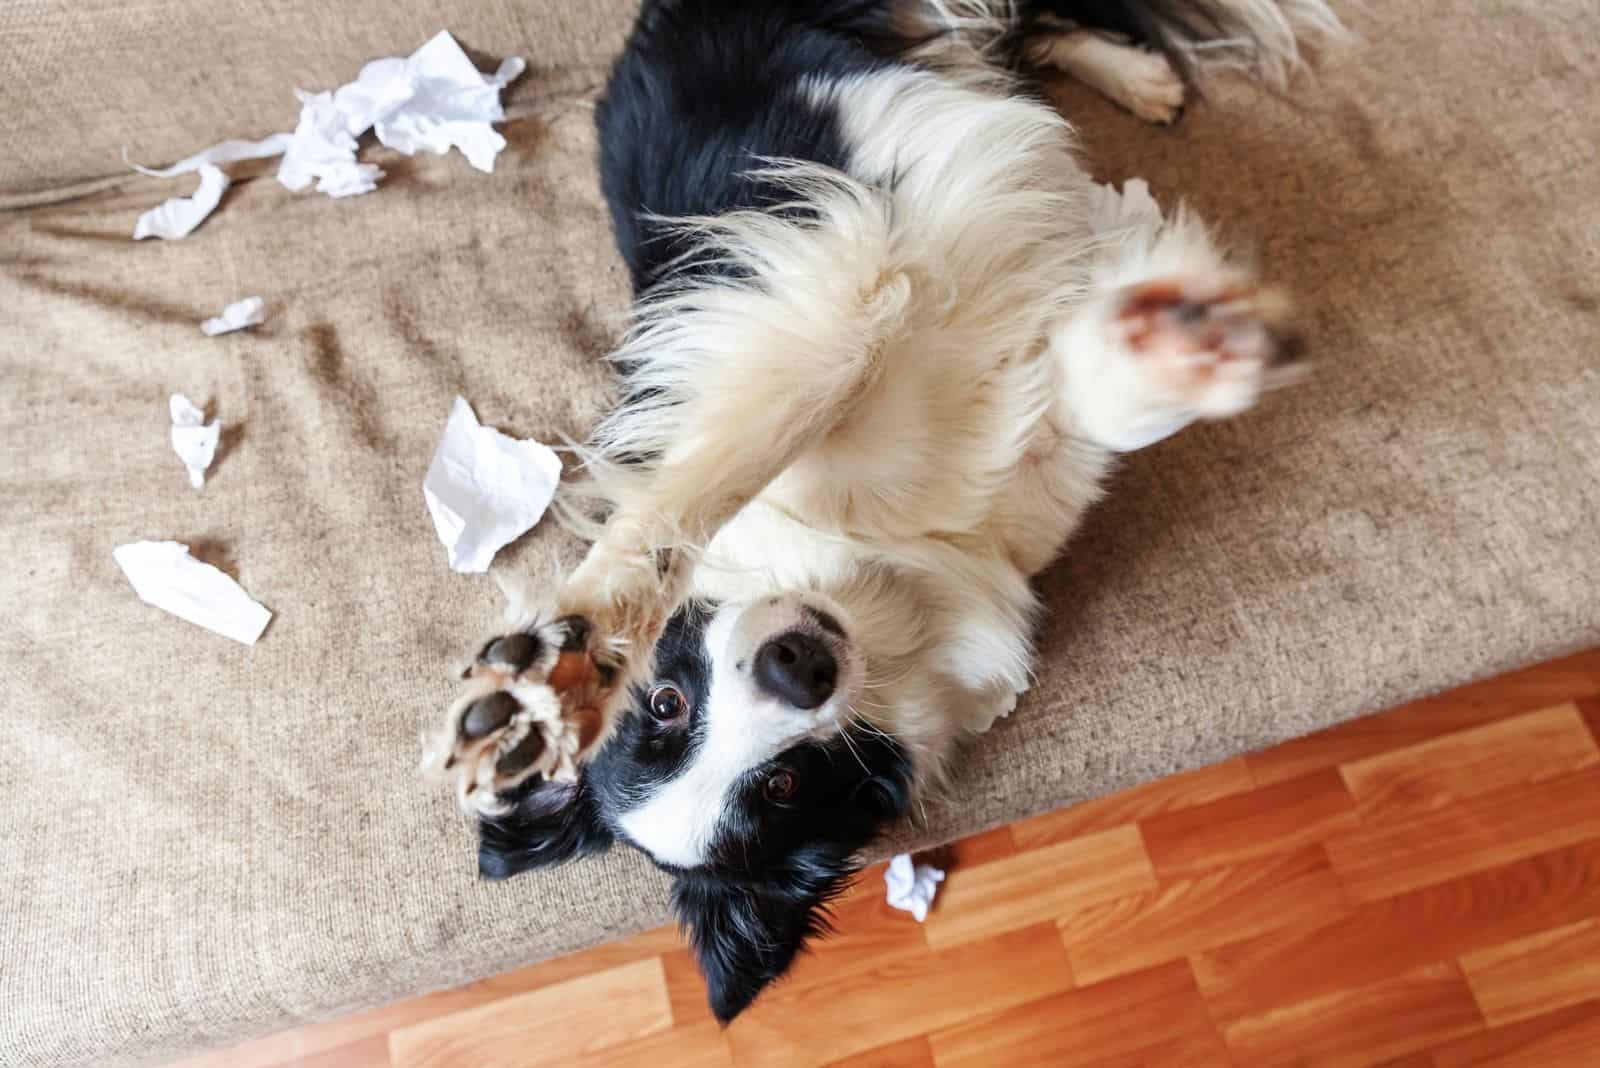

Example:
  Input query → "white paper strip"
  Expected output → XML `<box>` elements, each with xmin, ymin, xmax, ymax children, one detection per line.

<box><xmin>133</xmin><ymin>164</ymin><xmax>230</xmax><ymax>240</ymax></box>
<box><xmin>125</xmin><ymin>134</ymin><xmax>296</xmax><ymax>178</ymax></box>
<box><xmin>423</xmin><ymin>396</ymin><xmax>562</xmax><ymax>574</ymax></box>
<box><xmin>169</xmin><ymin>393</ymin><xmax>221</xmax><ymax>490</ymax></box>
<box><xmin>201</xmin><ymin>296</ymin><xmax>266</xmax><ymax>336</ymax></box>
<box><xmin>114</xmin><ymin>541</ymin><xmax>272</xmax><ymax>645</ymax></box>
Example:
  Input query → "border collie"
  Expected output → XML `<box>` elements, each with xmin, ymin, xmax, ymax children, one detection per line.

<box><xmin>423</xmin><ymin>0</ymin><xmax>1343</xmax><ymax>1022</ymax></box>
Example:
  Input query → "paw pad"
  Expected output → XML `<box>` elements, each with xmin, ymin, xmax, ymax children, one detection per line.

<box><xmin>422</xmin><ymin>613</ymin><xmax>623</xmax><ymax>814</ymax></box>
<box><xmin>479</xmin><ymin>633</ymin><xmax>542</xmax><ymax>673</ymax></box>
<box><xmin>461</xmin><ymin>692</ymin><xmax>519</xmax><ymax>741</ymax></box>
<box><xmin>1115</xmin><ymin>278</ymin><xmax>1305</xmax><ymax>418</ymax></box>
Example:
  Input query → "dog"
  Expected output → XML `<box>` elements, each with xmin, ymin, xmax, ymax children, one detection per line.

<box><xmin>421</xmin><ymin>0</ymin><xmax>1342</xmax><ymax>1022</ymax></box>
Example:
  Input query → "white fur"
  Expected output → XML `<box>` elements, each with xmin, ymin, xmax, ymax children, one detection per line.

<box><xmin>563</xmin><ymin>53</ymin><xmax>1268</xmax><ymax>829</ymax></box>
<box><xmin>1033</xmin><ymin>31</ymin><xmax>1187</xmax><ymax>123</ymax></box>
<box><xmin>1197</xmin><ymin>0</ymin><xmax>1349</xmax><ymax>85</ymax></box>
<box><xmin>618</xmin><ymin>595</ymin><xmax>863</xmax><ymax>866</ymax></box>
<box><xmin>455</xmin><ymin>0</ymin><xmax>1341</xmax><ymax>846</ymax></box>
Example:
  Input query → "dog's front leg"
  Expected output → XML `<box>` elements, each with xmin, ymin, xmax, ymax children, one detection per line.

<box><xmin>561</xmin><ymin>316</ymin><xmax>900</xmax><ymax>658</ymax></box>
<box><xmin>1052</xmin><ymin>193</ymin><xmax>1304</xmax><ymax>455</ymax></box>
<box><xmin>426</xmin><ymin>258</ymin><xmax>907</xmax><ymax>809</ymax></box>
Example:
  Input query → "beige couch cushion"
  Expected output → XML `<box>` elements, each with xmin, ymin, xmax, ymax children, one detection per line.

<box><xmin>3</xmin><ymin>2</ymin><xmax>1598</xmax><ymax>1065</ymax></box>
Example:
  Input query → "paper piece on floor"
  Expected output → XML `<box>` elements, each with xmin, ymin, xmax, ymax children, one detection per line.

<box><xmin>276</xmin><ymin>89</ymin><xmax>386</xmax><ymax>196</ymax></box>
<box><xmin>169</xmin><ymin>394</ymin><xmax>221</xmax><ymax>489</ymax></box>
<box><xmin>128</xmin><ymin>31</ymin><xmax>523</xmax><ymax>228</ymax></box>
<box><xmin>113</xmin><ymin>541</ymin><xmax>272</xmax><ymax>645</ymax></box>
<box><xmin>364</xmin><ymin>31</ymin><xmax>526</xmax><ymax>172</ymax></box>
<box><xmin>1088</xmin><ymin>177</ymin><xmax>1163</xmax><ymax>236</ymax></box>
<box><xmin>201</xmin><ymin>296</ymin><xmax>266</xmax><ymax>336</ymax></box>
<box><xmin>286</xmin><ymin>30</ymin><xmax>523</xmax><ymax>186</ymax></box>
<box><xmin>423</xmin><ymin>396</ymin><xmax>562</xmax><ymax>574</ymax></box>
<box><xmin>133</xmin><ymin>164</ymin><xmax>230</xmax><ymax>240</ymax></box>
<box><xmin>124</xmin><ymin>134</ymin><xmax>295</xmax><ymax>178</ymax></box>
<box><xmin>884</xmin><ymin>853</ymin><xmax>945</xmax><ymax>923</ymax></box>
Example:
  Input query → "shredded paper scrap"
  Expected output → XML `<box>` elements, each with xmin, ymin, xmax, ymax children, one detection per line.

<box><xmin>127</xmin><ymin>31</ymin><xmax>524</xmax><ymax>239</ymax></box>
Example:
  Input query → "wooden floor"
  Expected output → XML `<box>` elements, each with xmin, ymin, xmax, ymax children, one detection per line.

<box><xmin>178</xmin><ymin>651</ymin><xmax>1600</xmax><ymax>1068</ymax></box>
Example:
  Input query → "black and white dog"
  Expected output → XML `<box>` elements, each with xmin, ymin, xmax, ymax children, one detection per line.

<box><xmin>423</xmin><ymin>0</ymin><xmax>1341</xmax><ymax>1022</ymax></box>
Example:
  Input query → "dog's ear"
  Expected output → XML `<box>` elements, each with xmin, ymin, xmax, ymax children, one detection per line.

<box><xmin>477</xmin><ymin>777</ymin><xmax>613</xmax><ymax>880</ymax></box>
<box><xmin>671</xmin><ymin>846</ymin><xmax>855</xmax><ymax>1023</ymax></box>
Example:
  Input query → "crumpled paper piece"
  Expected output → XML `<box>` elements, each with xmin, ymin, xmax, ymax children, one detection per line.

<box><xmin>114</xmin><ymin>541</ymin><xmax>272</xmax><ymax>645</ymax></box>
<box><xmin>359</xmin><ymin>32</ymin><xmax>526</xmax><ymax>172</ymax></box>
<box><xmin>170</xmin><ymin>393</ymin><xmax>221</xmax><ymax>489</ymax></box>
<box><xmin>127</xmin><ymin>30</ymin><xmax>524</xmax><ymax>237</ymax></box>
<box><xmin>276</xmin><ymin>88</ymin><xmax>387</xmax><ymax>197</ymax></box>
<box><xmin>424</xmin><ymin>396</ymin><xmax>562</xmax><ymax>574</ymax></box>
<box><xmin>884</xmin><ymin>853</ymin><xmax>946</xmax><ymax>923</ymax></box>
<box><xmin>133</xmin><ymin>164</ymin><xmax>230</xmax><ymax>240</ymax></box>
<box><xmin>201</xmin><ymin>297</ymin><xmax>266</xmax><ymax>336</ymax></box>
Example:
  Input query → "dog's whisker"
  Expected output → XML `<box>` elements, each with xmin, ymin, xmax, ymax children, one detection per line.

<box><xmin>836</xmin><ymin>718</ymin><xmax>873</xmax><ymax>778</ymax></box>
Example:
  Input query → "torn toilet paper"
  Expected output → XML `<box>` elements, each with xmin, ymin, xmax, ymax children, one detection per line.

<box><xmin>127</xmin><ymin>30</ymin><xmax>524</xmax><ymax>237</ymax></box>
<box><xmin>283</xmin><ymin>29</ymin><xmax>524</xmax><ymax>188</ymax></box>
<box><xmin>201</xmin><ymin>297</ymin><xmax>266</xmax><ymax>336</ymax></box>
<box><xmin>125</xmin><ymin>135</ymin><xmax>296</xmax><ymax>179</ymax></box>
<box><xmin>276</xmin><ymin>88</ymin><xmax>387</xmax><ymax>197</ymax></box>
<box><xmin>360</xmin><ymin>31</ymin><xmax>526</xmax><ymax>172</ymax></box>
<box><xmin>884</xmin><ymin>853</ymin><xmax>946</xmax><ymax>922</ymax></box>
<box><xmin>114</xmin><ymin>541</ymin><xmax>272</xmax><ymax>645</ymax></box>
<box><xmin>423</xmin><ymin>396</ymin><xmax>562</xmax><ymax>574</ymax></box>
<box><xmin>169</xmin><ymin>394</ymin><xmax>221</xmax><ymax>490</ymax></box>
<box><xmin>133</xmin><ymin>164</ymin><xmax>230</xmax><ymax>241</ymax></box>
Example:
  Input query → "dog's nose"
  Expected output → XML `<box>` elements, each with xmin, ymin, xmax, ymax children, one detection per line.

<box><xmin>753</xmin><ymin>631</ymin><xmax>837</xmax><ymax>709</ymax></box>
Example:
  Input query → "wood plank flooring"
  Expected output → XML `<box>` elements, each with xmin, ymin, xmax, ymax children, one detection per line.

<box><xmin>172</xmin><ymin>649</ymin><xmax>1600</xmax><ymax>1067</ymax></box>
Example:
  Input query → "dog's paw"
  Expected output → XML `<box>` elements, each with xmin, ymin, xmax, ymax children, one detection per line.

<box><xmin>1028</xmin><ymin>33</ymin><xmax>1186</xmax><ymax>125</ymax></box>
<box><xmin>421</xmin><ymin>615</ymin><xmax>622</xmax><ymax>815</ymax></box>
<box><xmin>959</xmin><ymin>684</ymin><xmax>1028</xmax><ymax>735</ymax></box>
<box><xmin>1113</xmin><ymin>49</ymin><xmax>1186</xmax><ymax>125</ymax></box>
<box><xmin>1114</xmin><ymin>277</ymin><xmax>1305</xmax><ymax>418</ymax></box>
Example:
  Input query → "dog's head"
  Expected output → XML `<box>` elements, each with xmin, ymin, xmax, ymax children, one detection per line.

<box><xmin>477</xmin><ymin>592</ymin><xmax>914</xmax><ymax>1021</ymax></box>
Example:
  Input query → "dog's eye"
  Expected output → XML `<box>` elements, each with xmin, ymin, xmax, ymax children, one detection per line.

<box><xmin>764</xmin><ymin>769</ymin><xmax>798</xmax><ymax>803</ymax></box>
<box><xmin>647</xmin><ymin>684</ymin><xmax>688</xmax><ymax>723</ymax></box>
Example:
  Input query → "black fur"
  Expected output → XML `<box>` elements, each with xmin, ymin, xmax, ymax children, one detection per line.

<box><xmin>676</xmin><ymin>726</ymin><xmax>912</xmax><ymax>1021</ymax></box>
<box><xmin>671</xmin><ymin>842</ymin><xmax>858</xmax><ymax>1022</ymax></box>
<box><xmin>477</xmin><ymin>778</ymin><xmax>612</xmax><ymax>880</ymax></box>
<box><xmin>596</xmin><ymin>1</ymin><xmax>1211</xmax><ymax>295</ymax></box>
<box><xmin>596</xmin><ymin>1</ymin><xmax>897</xmax><ymax>294</ymax></box>
<box><xmin>1022</xmin><ymin>0</ymin><xmax>1226</xmax><ymax>69</ymax></box>
<box><xmin>476</xmin><ymin>592</ymin><xmax>915</xmax><ymax>1020</ymax></box>
<box><xmin>586</xmin><ymin>599</ymin><xmax>720</xmax><ymax>809</ymax></box>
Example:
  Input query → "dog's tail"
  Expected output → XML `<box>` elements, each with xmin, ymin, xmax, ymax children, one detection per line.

<box><xmin>1021</xmin><ymin>0</ymin><xmax>1349</xmax><ymax>86</ymax></box>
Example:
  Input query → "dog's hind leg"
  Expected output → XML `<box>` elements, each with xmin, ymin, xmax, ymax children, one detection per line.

<box><xmin>1020</xmin><ymin>0</ymin><xmax>1345</xmax><ymax>92</ymax></box>
<box><xmin>1028</xmin><ymin>30</ymin><xmax>1187</xmax><ymax>123</ymax></box>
